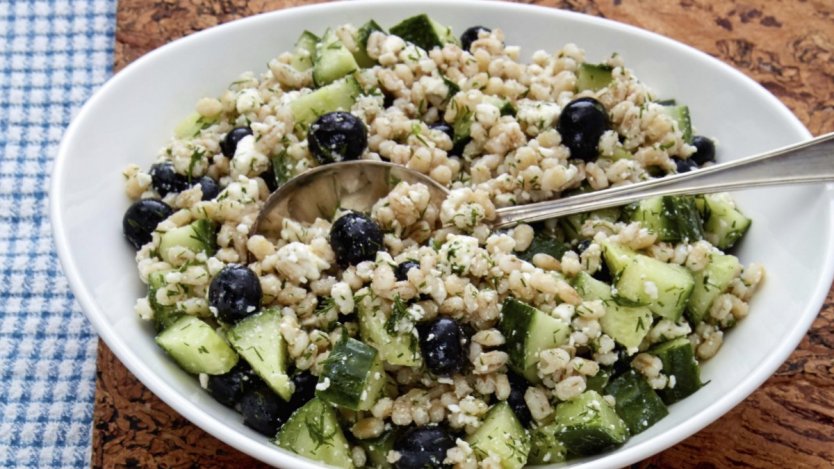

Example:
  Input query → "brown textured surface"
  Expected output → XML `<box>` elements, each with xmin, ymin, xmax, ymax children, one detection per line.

<box><xmin>95</xmin><ymin>0</ymin><xmax>834</xmax><ymax>467</ymax></box>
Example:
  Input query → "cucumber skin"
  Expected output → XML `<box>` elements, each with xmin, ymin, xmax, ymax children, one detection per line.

<box><xmin>290</xmin><ymin>31</ymin><xmax>319</xmax><ymax>71</ymax></box>
<box><xmin>275</xmin><ymin>398</ymin><xmax>354</xmax><ymax>468</ymax></box>
<box><xmin>661</xmin><ymin>103</ymin><xmax>692</xmax><ymax>143</ymax></box>
<box><xmin>528</xmin><ymin>422</ymin><xmax>567</xmax><ymax>465</ymax></box>
<box><xmin>553</xmin><ymin>390</ymin><xmax>629</xmax><ymax>457</ymax></box>
<box><xmin>500</xmin><ymin>298</ymin><xmax>569</xmax><ymax>383</ymax></box>
<box><xmin>629</xmin><ymin>196</ymin><xmax>703</xmax><ymax>243</ymax></box>
<box><xmin>155</xmin><ymin>315</ymin><xmax>239</xmax><ymax>375</ymax></box>
<box><xmin>663</xmin><ymin>196</ymin><xmax>704</xmax><ymax>242</ymax></box>
<box><xmin>389</xmin><ymin>14</ymin><xmax>456</xmax><ymax>52</ymax></box>
<box><xmin>516</xmin><ymin>231</ymin><xmax>570</xmax><ymax>263</ymax></box>
<box><xmin>604</xmin><ymin>370</ymin><xmax>669</xmax><ymax>434</ymax></box>
<box><xmin>359</xmin><ymin>428</ymin><xmax>398</xmax><ymax>468</ymax></box>
<box><xmin>354</xmin><ymin>20</ymin><xmax>384</xmax><ymax>68</ymax></box>
<box><xmin>316</xmin><ymin>337</ymin><xmax>384</xmax><ymax>411</ymax></box>
<box><xmin>650</xmin><ymin>337</ymin><xmax>703</xmax><ymax>404</ymax></box>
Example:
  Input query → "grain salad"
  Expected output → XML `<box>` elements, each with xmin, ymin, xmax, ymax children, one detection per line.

<box><xmin>121</xmin><ymin>15</ymin><xmax>764</xmax><ymax>468</ymax></box>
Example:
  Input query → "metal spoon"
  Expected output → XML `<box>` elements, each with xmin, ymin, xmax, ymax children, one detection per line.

<box><xmin>252</xmin><ymin>132</ymin><xmax>834</xmax><ymax>237</ymax></box>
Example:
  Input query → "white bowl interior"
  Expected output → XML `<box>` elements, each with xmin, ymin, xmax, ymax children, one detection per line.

<box><xmin>51</xmin><ymin>1</ymin><xmax>832</xmax><ymax>467</ymax></box>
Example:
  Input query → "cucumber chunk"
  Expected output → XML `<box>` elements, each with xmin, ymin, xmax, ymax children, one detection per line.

<box><xmin>573</xmin><ymin>272</ymin><xmax>653</xmax><ymax>349</ymax></box>
<box><xmin>290</xmin><ymin>76</ymin><xmax>362</xmax><ymax>127</ymax></box>
<box><xmin>290</xmin><ymin>31</ymin><xmax>319</xmax><ymax>71</ymax></box>
<box><xmin>389</xmin><ymin>14</ymin><xmax>457</xmax><ymax>52</ymax></box>
<box><xmin>174</xmin><ymin>112</ymin><xmax>217</xmax><ymax>139</ymax></box>
<box><xmin>586</xmin><ymin>368</ymin><xmax>611</xmax><ymax>395</ymax></box>
<box><xmin>158</xmin><ymin>219</ymin><xmax>217</xmax><ymax>265</ymax></box>
<box><xmin>701</xmin><ymin>193</ymin><xmax>752</xmax><ymax>250</ymax></box>
<box><xmin>628</xmin><ymin>196</ymin><xmax>703</xmax><ymax>242</ymax></box>
<box><xmin>313</xmin><ymin>30</ymin><xmax>359</xmax><ymax>87</ymax></box>
<box><xmin>604</xmin><ymin>370</ymin><xmax>668</xmax><ymax>434</ymax></box>
<box><xmin>359</xmin><ymin>428</ymin><xmax>397</xmax><ymax>468</ymax></box>
<box><xmin>599</xmin><ymin>239</ymin><xmax>633</xmax><ymax>277</ymax></box>
<box><xmin>576</xmin><ymin>63</ymin><xmax>613</xmax><ymax>92</ymax></box>
<box><xmin>664</xmin><ymin>195</ymin><xmax>704</xmax><ymax>242</ymax></box>
<box><xmin>661</xmin><ymin>103</ymin><xmax>692</xmax><ymax>143</ymax></box>
<box><xmin>560</xmin><ymin>207</ymin><xmax>620</xmax><ymax>240</ymax></box>
<box><xmin>602</xmin><ymin>240</ymin><xmax>695</xmax><ymax>321</ymax></box>
<box><xmin>451</xmin><ymin>96</ymin><xmax>515</xmax><ymax>149</ymax></box>
<box><xmin>467</xmin><ymin>402</ymin><xmax>531</xmax><ymax>469</ymax></box>
<box><xmin>500</xmin><ymin>298</ymin><xmax>570</xmax><ymax>383</ymax></box>
<box><xmin>317</xmin><ymin>337</ymin><xmax>385</xmax><ymax>410</ymax></box>
<box><xmin>155</xmin><ymin>315</ymin><xmax>238</xmax><ymax>375</ymax></box>
<box><xmin>353</xmin><ymin>20</ymin><xmax>384</xmax><ymax>68</ymax></box>
<box><xmin>528</xmin><ymin>422</ymin><xmax>567</xmax><ymax>464</ymax></box>
<box><xmin>650</xmin><ymin>337</ymin><xmax>703</xmax><ymax>404</ymax></box>
<box><xmin>357</xmin><ymin>295</ymin><xmax>422</xmax><ymax>367</ymax></box>
<box><xmin>686</xmin><ymin>252</ymin><xmax>742</xmax><ymax>325</ymax></box>
<box><xmin>147</xmin><ymin>271</ymin><xmax>182</xmax><ymax>331</ymax></box>
<box><xmin>227</xmin><ymin>309</ymin><xmax>292</xmax><ymax>401</ymax></box>
<box><xmin>516</xmin><ymin>230</ymin><xmax>570</xmax><ymax>264</ymax></box>
<box><xmin>275</xmin><ymin>397</ymin><xmax>354</xmax><ymax>468</ymax></box>
<box><xmin>553</xmin><ymin>390</ymin><xmax>629</xmax><ymax>457</ymax></box>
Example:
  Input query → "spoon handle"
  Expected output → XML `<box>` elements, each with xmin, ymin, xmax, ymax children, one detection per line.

<box><xmin>492</xmin><ymin>132</ymin><xmax>834</xmax><ymax>229</ymax></box>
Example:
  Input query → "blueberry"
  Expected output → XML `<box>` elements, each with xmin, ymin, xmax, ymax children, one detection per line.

<box><xmin>383</xmin><ymin>92</ymin><xmax>396</xmax><ymax>109</ymax></box>
<box><xmin>506</xmin><ymin>372</ymin><xmax>533</xmax><ymax>427</ymax></box>
<box><xmin>196</xmin><ymin>176</ymin><xmax>220</xmax><ymax>201</ymax></box>
<box><xmin>329</xmin><ymin>212</ymin><xmax>384</xmax><ymax>267</ymax></box>
<box><xmin>395</xmin><ymin>260</ymin><xmax>420</xmax><ymax>281</ymax></box>
<box><xmin>429</xmin><ymin>121</ymin><xmax>454</xmax><ymax>141</ymax></box>
<box><xmin>674</xmin><ymin>158</ymin><xmax>699</xmax><ymax>174</ymax></box>
<box><xmin>289</xmin><ymin>371</ymin><xmax>318</xmax><ymax>410</ymax></box>
<box><xmin>449</xmin><ymin>136</ymin><xmax>470</xmax><ymax>157</ymax></box>
<box><xmin>308</xmin><ymin>112</ymin><xmax>368</xmax><ymax>164</ymax></box>
<box><xmin>393</xmin><ymin>426</ymin><xmax>456</xmax><ymax>469</ymax></box>
<box><xmin>220</xmin><ymin>126</ymin><xmax>253</xmax><ymax>158</ymax></box>
<box><xmin>259</xmin><ymin>168</ymin><xmax>279</xmax><ymax>193</ymax></box>
<box><xmin>239</xmin><ymin>385</ymin><xmax>290</xmax><ymax>436</ymax></box>
<box><xmin>208</xmin><ymin>264</ymin><xmax>262</xmax><ymax>323</ymax></box>
<box><xmin>206</xmin><ymin>361</ymin><xmax>258</xmax><ymax>408</ymax></box>
<box><xmin>122</xmin><ymin>199</ymin><xmax>173</xmax><ymax>250</ymax></box>
<box><xmin>460</xmin><ymin>26</ymin><xmax>491</xmax><ymax>52</ymax></box>
<box><xmin>594</xmin><ymin>259</ymin><xmax>612</xmax><ymax>283</ymax></box>
<box><xmin>576</xmin><ymin>239</ymin><xmax>592</xmax><ymax>254</ymax></box>
<box><xmin>690</xmin><ymin>135</ymin><xmax>716</xmax><ymax>165</ymax></box>
<box><xmin>556</xmin><ymin>97</ymin><xmax>610</xmax><ymax>162</ymax></box>
<box><xmin>418</xmin><ymin>317</ymin><xmax>466</xmax><ymax>375</ymax></box>
<box><xmin>611</xmin><ymin>350</ymin><xmax>633</xmax><ymax>378</ymax></box>
<box><xmin>149</xmin><ymin>162</ymin><xmax>189</xmax><ymax>197</ymax></box>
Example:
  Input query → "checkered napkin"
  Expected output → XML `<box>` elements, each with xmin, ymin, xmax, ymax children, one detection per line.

<box><xmin>0</xmin><ymin>1</ymin><xmax>116</xmax><ymax>467</ymax></box>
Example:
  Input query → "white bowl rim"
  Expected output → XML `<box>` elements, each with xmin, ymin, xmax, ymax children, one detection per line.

<box><xmin>50</xmin><ymin>1</ymin><xmax>830</xmax><ymax>467</ymax></box>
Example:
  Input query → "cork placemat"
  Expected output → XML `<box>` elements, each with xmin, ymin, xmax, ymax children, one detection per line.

<box><xmin>93</xmin><ymin>0</ymin><xmax>834</xmax><ymax>467</ymax></box>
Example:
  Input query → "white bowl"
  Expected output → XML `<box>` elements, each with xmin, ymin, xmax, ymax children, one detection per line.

<box><xmin>51</xmin><ymin>1</ymin><xmax>833</xmax><ymax>467</ymax></box>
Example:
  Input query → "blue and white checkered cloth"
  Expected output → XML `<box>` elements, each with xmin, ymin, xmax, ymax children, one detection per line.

<box><xmin>0</xmin><ymin>1</ymin><xmax>117</xmax><ymax>467</ymax></box>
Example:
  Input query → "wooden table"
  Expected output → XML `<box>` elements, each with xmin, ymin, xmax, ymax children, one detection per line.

<box><xmin>93</xmin><ymin>1</ymin><xmax>834</xmax><ymax>467</ymax></box>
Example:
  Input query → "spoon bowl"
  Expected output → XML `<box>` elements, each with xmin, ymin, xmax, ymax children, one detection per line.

<box><xmin>252</xmin><ymin>160</ymin><xmax>449</xmax><ymax>237</ymax></box>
